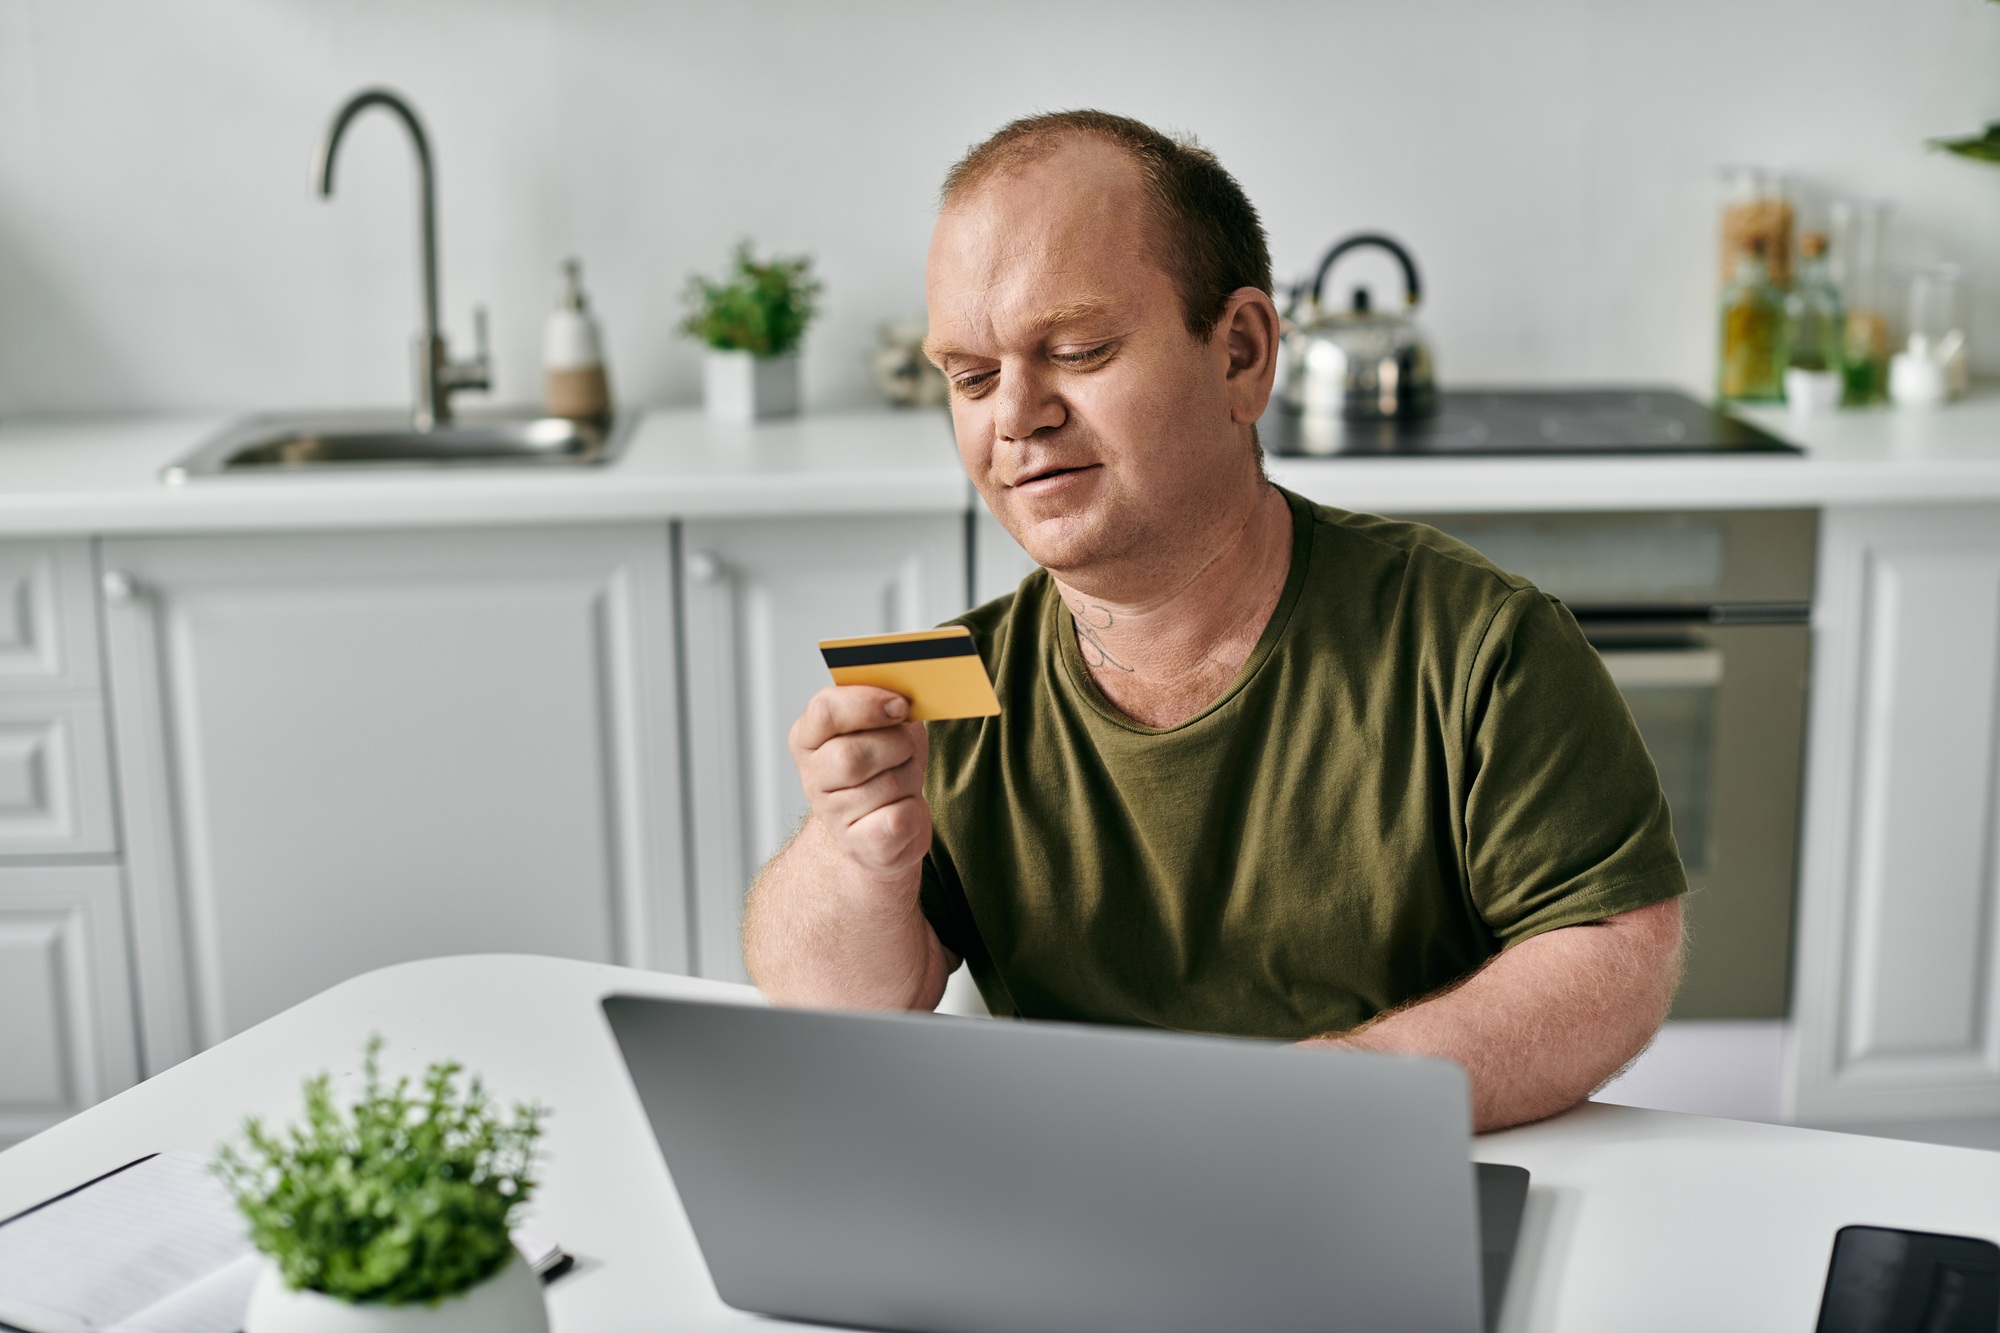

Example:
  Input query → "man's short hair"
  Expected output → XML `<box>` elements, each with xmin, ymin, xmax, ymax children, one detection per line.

<box><xmin>940</xmin><ymin>109</ymin><xmax>1273</xmax><ymax>342</ymax></box>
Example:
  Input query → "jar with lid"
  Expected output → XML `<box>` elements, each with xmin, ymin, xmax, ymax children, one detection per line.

<box><xmin>1718</xmin><ymin>167</ymin><xmax>1794</xmax><ymax>290</ymax></box>
<box><xmin>1828</xmin><ymin>199</ymin><xmax>1891</xmax><ymax>405</ymax></box>
<box><xmin>1719</xmin><ymin>237</ymin><xmax>1788</xmax><ymax>402</ymax></box>
<box><xmin>1888</xmin><ymin>263</ymin><xmax>1972</xmax><ymax>406</ymax></box>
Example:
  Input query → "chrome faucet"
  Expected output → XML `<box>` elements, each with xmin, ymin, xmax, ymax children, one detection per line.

<box><xmin>314</xmin><ymin>88</ymin><xmax>490</xmax><ymax>431</ymax></box>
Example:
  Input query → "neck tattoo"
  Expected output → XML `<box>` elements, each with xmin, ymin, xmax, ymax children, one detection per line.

<box><xmin>1068</xmin><ymin>599</ymin><xmax>1135</xmax><ymax>673</ymax></box>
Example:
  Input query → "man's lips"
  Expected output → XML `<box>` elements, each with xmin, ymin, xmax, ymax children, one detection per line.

<box><xmin>1008</xmin><ymin>462</ymin><xmax>1101</xmax><ymax>491</ymax></box>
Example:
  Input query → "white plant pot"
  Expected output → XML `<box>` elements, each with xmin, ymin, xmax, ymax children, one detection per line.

<box><xmin>703</xmin><ymin>349</ymin><xmax>801</xmax><ymax>424</ymax></box>
<box><xmin>243</xmin><ymin>1252</ymin><xmax>549</xmax><ymax>1333</ymax></box>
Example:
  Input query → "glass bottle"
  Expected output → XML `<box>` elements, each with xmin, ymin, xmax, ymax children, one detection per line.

<box><xmin>1786</xmin><ymin>233</ymin><xmax>1845</xmax><ymax>375</ymax></box>
<box><xmin>1718</xmin><ymin>238</ymin><xmax>1788</xmax><ymax>403</ymax></box>
<box><xmin>1894</xmin><ymin>262</ymin><xmax>1972</xmax><ymax>350</ymax></box>
<box><xmin>1829</xmin><ymin>199</ymin><xmax>1891</xmax><ymax>405</ymax></box>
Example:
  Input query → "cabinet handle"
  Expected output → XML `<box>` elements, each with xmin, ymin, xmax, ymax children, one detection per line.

<box><xmin>685</xmin><ymin>549</ymin><xmax>725</xmax><ymax>585</ymax></box>
<box><xmin>101</xmin><ymin>570</ymin><xmax>139</xmax><ymax>605</ymax></box>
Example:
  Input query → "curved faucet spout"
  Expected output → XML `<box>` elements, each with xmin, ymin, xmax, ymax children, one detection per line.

<box><xmin>315</xmin><ymin>88</ymin><xmax>438</xmax><ymax>340</ymax></box>
<box><xmin>313</xmin><ymin>88</ymin><xmax>486</xmax><ymax>430</ymax></box>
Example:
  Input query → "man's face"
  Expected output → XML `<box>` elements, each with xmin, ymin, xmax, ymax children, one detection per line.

<box><xmin>924</xmin><ymin>140</ymin><xmax>1259</xmax><ymax>579</ymax></box>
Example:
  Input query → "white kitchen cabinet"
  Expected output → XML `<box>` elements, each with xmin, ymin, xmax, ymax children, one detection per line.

<box><xmin>0</xmin><ymin>866</ymin><xmax>138</xmax><ymax>1147</ymax></box>
<box><xmin>679</xmin><ymin>514</ymin><xmax>967</xmax><ymax>980</ymax></box>
<box><xmin>971</xmin><ymin>499</ymin><xmax>1038</xmax><ymax>606</ymax></box>
<box><xmin>0</xmin><ymin>539</ymin><xmax>117</xmax><ymax>858</ymax></box>
<box><xmin>1792</xmin><ymin>503</ymin><xmax>2000</xmax><ymax>1121</ymax></box>
<box><xmin>100</xmin><ymin>525</ymin><xmax>685</xmax><ymax>1074</ymax></box>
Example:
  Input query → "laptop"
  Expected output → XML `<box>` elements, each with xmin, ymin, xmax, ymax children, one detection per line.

<box><xmin>603</xmin><ymin>994</ymin><xmax>1529</xmax><ymax>1333</ymax></box>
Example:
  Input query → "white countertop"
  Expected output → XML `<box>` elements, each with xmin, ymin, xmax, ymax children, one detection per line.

<box><xmin>3</xmin><ymin>953</ymin><xmax>1997</xmax><ymax>1332</ymax></box>
<box><xmin>0</xmin><ymin>408</ymin><xmax>969</xmax><ymax>535</ymax></box>
<box><xmin>1</xmin><ymin>394</ymin><xmax>1998</xmax><ymax>537</ymax></box>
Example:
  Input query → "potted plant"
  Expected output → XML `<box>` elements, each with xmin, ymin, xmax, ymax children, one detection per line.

<box><xmin>681</xmin><ymin>240</ymin><xmax>822</xmax><ymax>423</ymax></box>
<box><xmin>214</xmin><ymin>1036</ymin><xmax>549</xmax><ymax>1333</ymax></box>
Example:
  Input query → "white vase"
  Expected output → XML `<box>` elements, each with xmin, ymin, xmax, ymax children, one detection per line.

<box><xmin>242</xmin><ymin>1253</ymin><xmax>549</xmax><ymax>1333</ymax></box>
<box><xmin>702</xmin><ymin>349</ymin><xmax>801</xmax><ymax>424</ymax></box>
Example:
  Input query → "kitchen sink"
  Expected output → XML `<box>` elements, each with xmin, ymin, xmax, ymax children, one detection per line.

<box><xmin>162</xmin><ymin>411</ymin><xmax>629</xmax><ymax>483</ymax></box>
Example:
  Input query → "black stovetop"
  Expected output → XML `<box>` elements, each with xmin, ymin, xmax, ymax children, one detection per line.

<box><xmin>1263</xmin><ymin>388</ymin><xmax>1801</xmax><ymax>458</ymax></box>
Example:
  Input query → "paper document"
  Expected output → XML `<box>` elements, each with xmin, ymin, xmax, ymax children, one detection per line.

<box><xmin>0</xmin><ymin>1151</ymin><xmax>568</xmax><ymax>1333</ymax></box>
<box><xmin>0</xmin><ymin>1152</ymin><xmax>253</xmax><ymax>1333</ymax></box>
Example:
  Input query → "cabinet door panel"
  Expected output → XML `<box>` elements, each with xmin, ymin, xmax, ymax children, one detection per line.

<box><xmin>0</xmin><ymin>540</ymin><xmax>99</xmax><ymax>692</ymax></box>
<box><xmin>102</xmin><ymin>526</ymin><xmax>684</xmax><ymax>1073</ymax></box>
<box><xmin>0</xmin><ymin>866</ymin><xmax>138</xmax><ymax>1147</ymax></box>
<box><xmin>680</xmin><ymin>515</ymin><xmax>965</xmax><ymax>980</ymax></box>
<box><xmin>1843</xmin><ymin>549</ymin><xmax>2000</xmax><ymax>1061</ymax></box>
<box><xmin>1793</xmin><ymin>504</ymin><xmax>2000</xmax><ymax>1120</ymax></box>
<box><xmin>0</xmin><ymin>695</ymin><xmax>116</xmax><ymax>855</ymax></box>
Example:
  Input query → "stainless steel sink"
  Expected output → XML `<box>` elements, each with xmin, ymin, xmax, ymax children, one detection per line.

<box><xmin>162</xmin><ymin>412</ymin><xmax>630</xmax><ymax>483</ymax></box>
<box><xmin>162</xmin><ymin>91</ymin><xmax>630</xmax><ymax>486</ymax></box>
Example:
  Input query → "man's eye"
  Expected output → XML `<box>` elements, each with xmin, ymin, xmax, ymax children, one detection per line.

<box><xmin>1053</xmin><ymin>344</ymin><xmax>1115</xmax><ymax>368</ymax></box>
<box><xmin>953</xmin><ymin>371</ymin><xmax>997</xmax><ymax>397</ymax></box>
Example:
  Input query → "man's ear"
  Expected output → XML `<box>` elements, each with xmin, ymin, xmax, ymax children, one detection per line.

<box><xmin>1217</xmin><ymin>287</ymin><xmax>1280</xmax><ymax>426</ymax></box>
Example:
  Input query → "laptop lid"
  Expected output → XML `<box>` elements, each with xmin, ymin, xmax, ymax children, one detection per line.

<box><xmin>604</xmin><ymin>995</ymin><xmax>1487</xmax><ymax>1333</ymax></box>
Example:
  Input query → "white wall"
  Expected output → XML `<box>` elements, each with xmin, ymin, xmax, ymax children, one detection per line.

<box><xmin>3</xmin><ymin>0</ymin><xmax>1999</xmax><ymax>418</ymax></box>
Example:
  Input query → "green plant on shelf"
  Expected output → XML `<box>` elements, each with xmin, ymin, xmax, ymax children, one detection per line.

<box><xmin>1933</xmin><ymin>123</ymin><xmax>2000</xmax><ymax>164</ymax></box>
<box><xmin>680</xmin><ymin>240</ymin><xmax>823</xmax><ymax>357</ymax></box>
<box><xmin>212</xmin><ymin>1034</ymin><xmax>546</xmax><ymax>1305</ymax></box>
<box><xmin>1933</xmin><ymin>0</ymin><xmax>2000</xmax><ymax>163</ymax></box>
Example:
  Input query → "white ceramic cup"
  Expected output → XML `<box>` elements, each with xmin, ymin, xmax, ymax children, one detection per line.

<box><xmin>1889</xmin><ymin>351</ymin><xmax>1950</xmax><ymax>409</ymax></box>
<box><xmin>1784</xmin><ymin>367</ymin><xmax>1844</xmax><ymax>415</ymax></box>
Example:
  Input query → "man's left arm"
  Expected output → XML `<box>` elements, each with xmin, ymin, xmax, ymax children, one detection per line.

<box><xmin>1306</xmin><ymin>585</ymin><xmax>1690</xmax><ymax>1132</ymax></box>
<box><xmin>1302</xmin><ymin>897</ymin><xmax>1683</xmax><ymax>1132</ymax></box>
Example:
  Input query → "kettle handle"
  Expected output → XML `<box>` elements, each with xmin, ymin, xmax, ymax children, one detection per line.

<box><xmin>1309</xmin><ymin>233</ymin><xmax>1423</xmax><ymax>311</ymax></box>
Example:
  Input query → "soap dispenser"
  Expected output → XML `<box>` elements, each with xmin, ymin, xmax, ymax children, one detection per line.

<box><xmin>543</xmin><ymin>258</ymin><xmax>611</xmax><ymax>422</ymax></box>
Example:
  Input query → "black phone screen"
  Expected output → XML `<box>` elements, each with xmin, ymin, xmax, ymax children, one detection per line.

<box><xmin>1817</xmin><ymin>1225</ymin><xmax>2000</xmax><ymax>1333</ymax></box>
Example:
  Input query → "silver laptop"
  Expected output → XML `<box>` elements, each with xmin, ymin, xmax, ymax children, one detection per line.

<box><xmin>603</xmin><ymin>994</ymin><xmax>1527</xmax><ymax>1333</ymax></box>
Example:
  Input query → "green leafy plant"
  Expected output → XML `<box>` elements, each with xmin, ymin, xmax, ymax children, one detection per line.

<box><xmin>1933</xmin><ymin>1</ymin><xmax>2000</xmax><ymax>162</ymax></box>
<box><xmin>1932</xmin><ymin>123</ymin><xmax>2000</xmax><ymax>164</ymax></box>
<box><xmin>680</xmin><ymin>240</ymin><xmax>822</xmax><ymax>356</ymax></box>
<box><xmin>213</xmin><ymin>1035</ymin><xmax>546</xmax><ymax>1305</ymax></box>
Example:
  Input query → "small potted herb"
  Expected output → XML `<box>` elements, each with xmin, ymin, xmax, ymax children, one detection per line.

<box><xmin>681</xmin><ymin>240</ymin><xmax>822</xmax><ymax>423</ymax></box>
<box><xmin>215</xmin><ymin>1036</ymin><xmax>549</xmax><ymax>1333</ymax></box>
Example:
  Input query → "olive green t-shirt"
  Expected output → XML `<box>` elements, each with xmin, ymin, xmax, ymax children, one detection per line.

<box><xmin>919</xmin><ymin>487</ymin><xmax>1686</xmax><ymax>1039</ymax></box>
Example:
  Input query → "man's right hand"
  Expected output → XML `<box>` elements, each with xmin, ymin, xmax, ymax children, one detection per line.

<box><xmin>748</xmin><ymin>685</ymin><xmax>948</xmax><ymax>1010</ymax></box>
<box><xmin>788</xmin><ymin>685</ymin><xmax>932</xmax><ymax>881</ymax></box>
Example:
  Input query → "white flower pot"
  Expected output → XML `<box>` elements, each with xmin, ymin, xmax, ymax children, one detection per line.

<box><xmin>703</xmin><ymin>349</ymin><xmax>801</xmax><ymax>424</ymax></box>
<box><xmin>243</xmin><ymin>1252</ymin><xmax>548</xmax><ymax>1333</ymax></box>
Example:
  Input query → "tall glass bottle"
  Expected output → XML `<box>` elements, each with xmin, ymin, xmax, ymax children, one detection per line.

<box><xmin>1719</xmin><ymin>238</ymin><xmax>1788</xmax><ymax>403</ymax></box>
<box><xmin>1829</xmin><ymin>199</ymin><xmax>1891</xmax><ymax>404</ymax></box>
<box><xmin>1786</xmin><ymin>232</ymin><xmax>1845</xmax><ymax>376</ymax></box>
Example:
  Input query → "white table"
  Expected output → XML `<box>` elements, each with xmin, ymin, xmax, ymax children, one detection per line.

<box><xmin>3</xmin><ymin>955</ymin><xmax>1997</xmax><ymax>1332</ymax></box>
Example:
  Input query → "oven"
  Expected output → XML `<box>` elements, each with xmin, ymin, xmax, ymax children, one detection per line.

<box><xmin>1408</xmin><ymin>509</ymin><xmax>1816</xmax><ymax>1019</ymax></box>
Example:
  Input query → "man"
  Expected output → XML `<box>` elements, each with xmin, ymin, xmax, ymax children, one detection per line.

<box><xmin>743</xmin><ymin>110</ymin><xmax>1684</xmax><ymax>1132</ymax></box>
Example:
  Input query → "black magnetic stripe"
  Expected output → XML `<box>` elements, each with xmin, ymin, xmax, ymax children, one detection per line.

<box><xmin>822</xmin><ymin>637</ymin><xmax>979</xmax><ymax>668</ymax></box>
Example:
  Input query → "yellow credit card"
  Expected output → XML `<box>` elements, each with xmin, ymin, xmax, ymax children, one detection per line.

<box><xmin>818</xmin><ymin>627</ymin><xmax>1001</xmax><ymax>722</ymax></box>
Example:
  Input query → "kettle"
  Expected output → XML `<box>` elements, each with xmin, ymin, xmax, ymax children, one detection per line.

<box><xmin>1280</xmin><ymin>233</ymin><xmax>1437</xmax><ymax>421</ymax></box>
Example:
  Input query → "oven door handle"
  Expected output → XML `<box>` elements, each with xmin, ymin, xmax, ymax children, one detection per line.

<box><xmin>1595</xmin><ymin>645</ymin><xmax>1725</xmax><ymax>689</ymax></box>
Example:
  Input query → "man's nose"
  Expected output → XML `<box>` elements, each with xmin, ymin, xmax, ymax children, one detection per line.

<box><xmin>993</xmin><ymin>364</ymin><xmax>1067</xmax><ymax>443</ymax></box>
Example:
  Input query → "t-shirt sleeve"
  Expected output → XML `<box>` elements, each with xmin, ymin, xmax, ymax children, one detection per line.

<box><xmin>1462</xmin><ymin>588</ymin><xmax>1688</xmax><ymax>946</ymax></box>
<box><xmin>918</xmin><ymin>846</ymin><xmax>979</xmax><ymax>963</ymax></box>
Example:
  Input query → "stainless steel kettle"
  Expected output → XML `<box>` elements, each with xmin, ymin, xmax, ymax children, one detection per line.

<box><xmin>1280</xmin><ymin>233</ymin><xmax>1437</xmax><ymax>421</ymax></box>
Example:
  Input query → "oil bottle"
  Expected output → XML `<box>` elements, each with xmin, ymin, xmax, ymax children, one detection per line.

<box><xmin>1718</xmin><ymin>237</ymin><xmax>1787</xmax><ymax>403</ymax></box>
